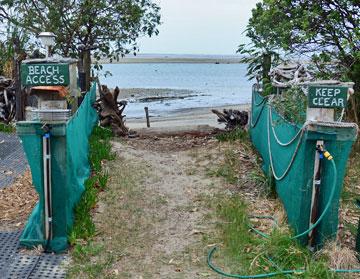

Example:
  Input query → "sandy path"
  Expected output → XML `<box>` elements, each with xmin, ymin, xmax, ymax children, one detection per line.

<box><xmin>109</xmin><ymin>137</ymin><xmax>221</xmax><ymax>278</ymax></box>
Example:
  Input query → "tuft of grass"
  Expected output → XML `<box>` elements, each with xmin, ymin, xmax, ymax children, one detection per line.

<box><xmin>216</xmin><ymin>128</ymin><xmax>248</xmax><ymax>142</ymax></box>
<box><xmin>209</xmin><ymin>149</ymin><xmax>240</xmax><ymax>184</ymax></box>
<box><xmin>212</xmin><ymin>195</ymin><xmax>339</xmax><ymax>278</ymax></box>
<box><xmin>68</xmin><ymin>126</ymin><xmax>114</xmax><ymax>245</ymax></box>
<box><xmin>0</xmin><ymin>122</ymin><xmax>15</xmax><ymax>133</ymax></box>
<box><xmin>89</xmin><ymin>127</ymin><xmax>115</xmax><ymax>173</ymax></box>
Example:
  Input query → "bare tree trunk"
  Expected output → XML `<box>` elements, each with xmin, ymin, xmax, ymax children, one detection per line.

<box><xmin>13</xmin><ymin>37</ymin><xmax>24</xmax><ymax>121</ymax></box>
<box><xmin>83</xmin><ymin>49</ymin><xmax>91</xmax><ymax>92</ymax></box>
<box><xmin>262</xmin><ymin>53</ymin><xmax>272</xmax><ymax>82</ymax></box>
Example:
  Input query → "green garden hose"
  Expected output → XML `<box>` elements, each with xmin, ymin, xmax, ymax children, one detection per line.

<box><xmin>207</xmin><ymin>247</ymin><xmax>304</xmax><ymax>278</ymax></box>
<box><xmin>207</xmin><ymin>158</ymin><xmax>360</xmax><ymax>277</ymax></box>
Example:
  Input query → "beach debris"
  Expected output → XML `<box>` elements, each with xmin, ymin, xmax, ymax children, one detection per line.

<box><xmin>94</xmin><ymin>84</ymin><xmax>130</xmax><ymax>137</ymax></box>
<box><xmin>0</xmin><ymin>76</ymin><xmax>16</xmax><ymax>123</ymax></box>
<box><xmin>212</xmin><ymin>109</ymin><xmax>249</xmax><ymax>130</ymax></box>
<box><xmin>269</xmin><ymin>63</ymin><xmax>313</xmax><ymax>87</ymax></box>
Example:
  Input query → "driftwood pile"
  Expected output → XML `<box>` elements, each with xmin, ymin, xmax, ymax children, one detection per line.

<box><xmin>94</xmin><ymin>84</ymin><xmax>130</xmax><ymax>136</ymax></box>
<box><xmin>212</xmin><ymin>109</ymin><xmax>249</xmax><ymax>130</ymax></box>
<box><xmin>269</xmin><ymin>63</ymin><xmax>313</xmax><ymax>87</ymax></box>
<box><xmin>0</xmin><ymin>76</ymin><xmax>15</xmax><ymax>123</ymax></box>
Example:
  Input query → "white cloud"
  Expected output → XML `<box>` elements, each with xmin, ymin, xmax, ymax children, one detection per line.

<box><xmin>138</xmin><ymin>0</ymin><xmax>259</xmax><ymax>55</ymax></box>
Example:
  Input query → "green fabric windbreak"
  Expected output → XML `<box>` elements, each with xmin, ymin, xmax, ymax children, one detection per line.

<box><xmin>16</xmin><ymin>83</ymin><xmax>98</xmax><ymax>253</ymax></box>
<box><xmin>250</xmin><ymin>88</ymin><xmax>358</xmax><ymax>246</ymax></box>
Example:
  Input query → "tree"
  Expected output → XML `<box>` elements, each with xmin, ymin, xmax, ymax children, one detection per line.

<box><xmin>237</xmin><ymin>2</ymin><xmax>283</xmax><ymax>94</ymax></box>
<box><xmin>0</xmin><ymin>9</ymin><xmax>30</xmax><ymax>77</ymax></box>
<box><xmin>243</xmin><ymin>0</ymin><xmax>360</xmax><ymax>121</ymax></box>
<box><xmin>0</xmin><ymin>0</ymin><xmax>161</xmax><ymax>89</ymax></box>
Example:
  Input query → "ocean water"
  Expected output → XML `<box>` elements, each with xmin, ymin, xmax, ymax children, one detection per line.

<box><xmin>99</xmin><ymin>63</ymin><xmax>253</xmax><ymax>118</ymax></box>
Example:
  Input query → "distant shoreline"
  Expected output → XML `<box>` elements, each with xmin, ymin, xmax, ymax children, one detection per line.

<box><xmin>97</xmin><ymin>54</ymin><xmax>244</xmax><ymax>64</ymax></box>
<box><xmin>98</xmin><ymin>58</ymin><xmax>243</xmax><ymax>64</ymax></box>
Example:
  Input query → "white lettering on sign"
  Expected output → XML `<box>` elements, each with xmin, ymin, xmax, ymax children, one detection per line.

<box><xmin>338</xmin><ymin>99</ymin><xmax>344</xmax><ymax>107</ymax></box>
<box><xmin>309</xmin><ymin>86</ymin><xmax>347</xmax><ymax>108</ymax></box>
<box><xmin>28</xmin><ymin>65</ymin><xmax>63</xmax><ymax>76</ymax></box>
<box><xmin>312</xmin><ymin>98</ymin><xmax>344</xmax><ymax>107</ymax></box>
<box><xmin>315</xmin><ymin>88</ymin><xmax>343</xmax><ymax>97</ymax></box>
<box><xmin>24</xmin><ymin>64</ymin><xmax>68</xmax><ymax>85</ymax></box>
<box><xmin>26</xmin><ymin>76</ymin><xmax>32</xmax><ymax>84</ymax></box>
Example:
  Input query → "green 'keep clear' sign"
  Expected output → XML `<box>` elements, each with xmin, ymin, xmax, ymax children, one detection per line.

<box><xmin>21</xmin><ymin>63</ymin><xmax>70</xmax><ymax>86</ymax></box>
<box><xmin>308</xmin><ymin>86</ymin><xmax>348</xmax><ymax>108</ymax></box>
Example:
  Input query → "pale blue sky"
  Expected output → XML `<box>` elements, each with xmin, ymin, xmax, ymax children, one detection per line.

<box><xmin>138</xmin><ymin>0</ymin><xmax>259</xmax><ymax>55</ymax></box>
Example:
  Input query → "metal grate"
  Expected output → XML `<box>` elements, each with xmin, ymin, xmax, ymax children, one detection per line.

<box><xmin>0</xmin><ymin>231</ymin><xmax>21</xmax><ymax>265</ymax></box>
<box><xmin>1</xmin><ymin>255</ymin><xmax>40</xmax><ymax>279</ymax></box>
<box><xmin>0</xmin><ymin>231</ymin><xmax>68</xmax><ymax>278</ymax></box>
<box><xmin>28</xmin><ymin>255</ymin><xmax>67</xmax><ymax>279</ymax></box>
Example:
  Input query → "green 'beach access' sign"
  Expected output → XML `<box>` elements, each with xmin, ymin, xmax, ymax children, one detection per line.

<box><xmin>308</xmin><ymin>86</ymin><xmax>348</xmax><ymax>108</ymax></box>
<box><xmin>21</xmin><ymin>63</ymin><xmax>70</xmax><ymax>86</ymax></box>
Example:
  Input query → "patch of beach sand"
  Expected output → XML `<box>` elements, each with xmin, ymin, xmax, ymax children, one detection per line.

<box><xmin>126</xmin><ymin>104</ymin><xmax>250</xmax><ymax>131</ymax></box>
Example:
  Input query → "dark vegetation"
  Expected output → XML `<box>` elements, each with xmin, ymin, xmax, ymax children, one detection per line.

<box><xmin>68</xmin><ymin>126</ymin><xmax>115</xmax><ymax>245</ymax></box>
<box><xmin>0</xmin><ymin>122</ymin><xmax>15</xmax><ymax>133</ymax></box>
<box><xmin>0</xmin><ymin>0</ymin><xmax>161</xmax><ymax>90</ymax></box>
<box><xmin>271</xmin><ymin>86</ymin><xmax>307</xmax><ymax>124</ymax></box>
<box><xmin>239</xmin><ymin>0</ymin><xmax>360</xmax><ymax>123</ymax></box>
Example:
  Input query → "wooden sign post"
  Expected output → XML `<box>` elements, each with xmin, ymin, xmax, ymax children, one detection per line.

<box><xmin>306</xmin><ymin>84</ymin><xmax>349</xmax><ymax>249</ymax></box>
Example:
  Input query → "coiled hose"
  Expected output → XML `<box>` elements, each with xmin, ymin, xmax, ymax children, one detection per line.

<box><xmin>207</xmin><ymin>159</ymin><xmax>360</xmax><ymax>277</ymax></box>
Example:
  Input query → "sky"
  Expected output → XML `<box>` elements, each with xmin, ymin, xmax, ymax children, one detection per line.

<box><xmin>138</xmin><ymin>0</ymin><xmax>260</xmax><ymax>55</ymax></box>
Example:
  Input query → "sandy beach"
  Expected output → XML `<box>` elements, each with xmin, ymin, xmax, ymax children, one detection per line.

<box><xmin>115</xmin><ymin>87</ymin><xmax>250</xmax><ymax>131</ymax></box>
<box><xmin>126</xmin><ymin>103</ymin><xmax>250</xmax><ymax>131</ymax></box>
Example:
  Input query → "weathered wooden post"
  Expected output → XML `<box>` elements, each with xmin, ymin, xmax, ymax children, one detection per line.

<box><xmin>144</xmin><ymin>106</ymin><xmax>150</xmax><ymax>128</ymax></box>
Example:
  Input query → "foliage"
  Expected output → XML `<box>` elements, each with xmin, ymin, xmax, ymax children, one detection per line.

<box><xmin>271</xmin><ymin>86</ymin><xmax>307</xmax><ymax>124</ymax></box>
<box><xmin>0</xmin><ymin>0</ymin><xmax>161</xmax><ymax>60</ymax></box>
<box><xmin>0</xmin><ymin>16</ymin><xmax>31</xmax><ymax>76</ymax></box>
<box><xmin>245</xmin><ymin>0</ymin><xmax>360</xmax><ymax>122</ymax></box>
<box><xmin>0</xmin><ymin>0</ymin><xmax>161</xmax><ymax>86</ymax></box>
<box><xmin>0</xmin><ymin>122</ymin><xmax>15</xmax><ymax>133</ymax></box>
<box><xmin>237</xmin><ymin>1</ymin><xmax>283</xmax><ymax>85</ymax></box>
<box><xmin>68</xmin><ymin>126</ymin><xmax>114</xmax><ymax>245</ymax></box>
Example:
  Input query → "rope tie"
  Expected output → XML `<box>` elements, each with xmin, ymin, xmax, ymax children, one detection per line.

<box><xmin>267</xmin><ymin>108</ymin><xmax>306</xmax><ymax>181</ymax></box>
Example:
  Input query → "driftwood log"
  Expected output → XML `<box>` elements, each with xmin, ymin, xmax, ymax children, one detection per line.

<box><xmin>212</xmin><ymin>109</ymin><xmax>248</xmax><ymax>130</ymax></box>
<box><xmin>94</xmin><ymin>84</ymin><xmax>130</xmax><ymax>136</ymax></box>
<box><xmin>0</xmin><ymin>76</ymin><xmax>16</xmax><ymax>123</ymax></box>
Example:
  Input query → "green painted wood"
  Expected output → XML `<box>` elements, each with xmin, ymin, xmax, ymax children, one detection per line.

<box><xmin>308</xmin><ymin>86</ymin><xmax>348</xmax><ymax>108</ymax></box>
<box><xmin>21</xmin><ymin>63</ymin><xmax>70</xmax><ymax>86</ymax></box>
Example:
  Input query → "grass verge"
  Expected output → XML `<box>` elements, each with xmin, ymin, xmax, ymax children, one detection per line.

<box><xmin>209</xmin><ymin>196</ymin><xmax>337</xmax><ymax>278</ymax></box>
<box><xmin>204</xmin><ymin>129</ymin><xmax>359</xmax><ymax>278</ymax></box>
<box><xmin>209</xmin><ymin>129</ymin><xmax>273</xmax><ymax>197</ymax></box>
<box><xmin>67</xmin><ymin>135</ymin><xmax>156</xmax><ymax>278</ymax></box>
<box><xmin>215</xmin><ymin>128</ymin><xmax>248</xmax><ymax>142</ymax></box>
<box><xmin>68</xmin><ymin>126</ymin><xmax>115</xmax><ymax>244</ymax></box>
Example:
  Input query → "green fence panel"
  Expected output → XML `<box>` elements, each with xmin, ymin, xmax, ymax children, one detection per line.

<box><xmin>17</xmin><ymin>82</ymin><xmax>98</xmax><ymax>253</ymax></box>
<box><xmin>250</xmin><ymin>88</ymin><xmax>358</xmax><ymax>246</ymax></box>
